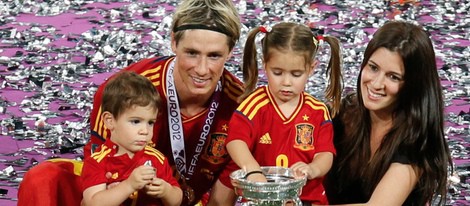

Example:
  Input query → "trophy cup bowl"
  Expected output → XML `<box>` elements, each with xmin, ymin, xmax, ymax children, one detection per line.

<box><xmin>229</xmin><ymin>166</ymin><xmax>307</xmax><ymax>204</ymax></box>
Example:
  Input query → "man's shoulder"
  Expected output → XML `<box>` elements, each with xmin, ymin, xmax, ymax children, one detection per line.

<box><xmin>125</xmin><ymin>56</ymin><xmax>174</xmax><ymax>74</ymax></box>
<box><xmin>221</xmin><ymin>69</ymin><xmax>244</xmax><ymax>102</ymax></box>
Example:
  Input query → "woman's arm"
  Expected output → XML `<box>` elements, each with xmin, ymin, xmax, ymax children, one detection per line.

<box><xmin>337</xmin><ymin>162</ymin><xmax>418</xmax><ymax>206</ymax></box>
<box><xmin>366</xmin><ymin>163</ymin><xmax>418</xmax><ymax>205</ymax></box>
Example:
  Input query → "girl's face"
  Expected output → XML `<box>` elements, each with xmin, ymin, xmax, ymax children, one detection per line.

<box><xmin>361</xmin><ymin>47</ymin><xmax>405</xmax><ymax>116</ymax></box>
<box><xmin>171</xmin><ymin>29</ymin><xmax>232</xmax><ymax>99</ymax></box>
<box><xmin>264</xmin><ymin>49</ymin><xmax>313</xmax><ymax>104</ymax></box>
<box><xmin>104</xmin><ymin>105</ymin><xmax>157</xmax><ymax>157</ymax></box>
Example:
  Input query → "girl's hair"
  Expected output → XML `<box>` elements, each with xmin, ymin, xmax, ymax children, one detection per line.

<box><xmin>102</xmin><ymin>71</ymin><xmax>161</xmax><ymax>118</ymax></box>
<box><xmin>336</xmin><ymin>20</ymin><xmax>452</xmax><ymax>204</ymax></box>
<box><xmin>241</xmin><ymin>22</ymin><xmax>343</xmax><ymax>116</ymax></box>
<box><xmin>171</xmin><ymin>0</ymin><xmax>241</xmax><ymax>51</ymax></box>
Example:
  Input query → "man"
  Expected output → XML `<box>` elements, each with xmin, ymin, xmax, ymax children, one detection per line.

<box><xmin>18</xmin><ymin>0</ymin><xmax>244</xmax><ymax>205</ymax></box>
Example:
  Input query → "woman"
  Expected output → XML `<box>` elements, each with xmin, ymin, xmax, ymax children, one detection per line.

<box><xmin>325</xmin><ymin>20</ymin><xmax>453</xmax><ymax>205</ymax></box>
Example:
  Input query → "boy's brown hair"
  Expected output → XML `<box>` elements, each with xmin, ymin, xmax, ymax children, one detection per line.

<box><xmin>101</xmin><ymin>70</ymin><xmax>161</xmax><ymax>118</ymax></box>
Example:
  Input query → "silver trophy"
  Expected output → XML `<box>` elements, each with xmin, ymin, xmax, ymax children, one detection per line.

<box><xmin>230</xmin><ymin>166</ymin><xmax>307</xmax><ymax>206</ymax></box>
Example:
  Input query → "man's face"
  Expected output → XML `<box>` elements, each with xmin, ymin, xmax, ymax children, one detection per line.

<box><xmin>171</xmin><ymin>29</ymin><xmax>231</xmax><ymax>98</ymax></box>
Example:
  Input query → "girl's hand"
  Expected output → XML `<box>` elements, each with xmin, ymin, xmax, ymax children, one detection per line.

<box><xmin>291</xmin><ymin>162</ymin><xmax>319</xmax><ymax>180</ymax></box>
<box><xmin>246</xmin><ymin>172</ymin><xmax>268</xmax><ymax>183</ymax></box>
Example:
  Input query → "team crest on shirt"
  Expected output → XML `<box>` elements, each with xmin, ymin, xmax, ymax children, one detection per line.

<box><xmin>294</xmin><ymin>123</ymin><xmax>315</xmax><ymax>151</ymax></box>
<box><xmin>203</xmin><ymin>133</ymin><xmax>228</xmax><ymax>164</ymax></box>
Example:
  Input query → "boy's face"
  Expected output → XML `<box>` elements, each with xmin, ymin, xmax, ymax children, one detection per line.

<box><xmin>104</xmin><ymin>105</ymin><xmax>157</xmax><ymax>156</ymax></box>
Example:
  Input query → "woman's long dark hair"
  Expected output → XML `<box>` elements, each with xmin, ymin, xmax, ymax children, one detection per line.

<box><xmin>335</xmin><ymin>20</ymin><xmax>452</xmax><ymax>205</ymax></box>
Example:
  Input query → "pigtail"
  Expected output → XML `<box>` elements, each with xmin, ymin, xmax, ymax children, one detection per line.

<box><xmin>322</xmin><ymin>35</ymin><xmax>343</xmax><ymax>117</ymax></box>
<box><xmin>240</xmin><ymin>27</ymin><xmax>262</xmax><ymax>101</ymax></box>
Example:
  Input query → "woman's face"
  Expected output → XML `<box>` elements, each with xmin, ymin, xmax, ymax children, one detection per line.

<box><xmin>361</xmin><ymin>47</ymin><xmax>405</xmax><ymax>115</ymax></box>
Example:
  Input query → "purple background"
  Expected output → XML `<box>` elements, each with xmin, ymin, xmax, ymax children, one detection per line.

<box><xmin>1</xmin><ymin>0</ymin><xmax>469</xmax><ymax>205</ymax></box>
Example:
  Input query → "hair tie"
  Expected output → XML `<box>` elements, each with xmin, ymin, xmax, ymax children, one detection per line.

<box><xmin>313</xmin><ymin>35</ymin><xmax>324</xmax><ymax>47</ymax></box>
<box><xmin>244</xmin><ymin>170</ymin><xmax>264</xmax><ymax>179</ymax></box>
<box><xmin>259</xmin><ymin>26</ymin><xmax>272</xmax><ymax>33</ymax></box>
<box><xmin>311</xmin><ymin>27</ymin><xmax>325</xmax><ymax>47</ymax></box>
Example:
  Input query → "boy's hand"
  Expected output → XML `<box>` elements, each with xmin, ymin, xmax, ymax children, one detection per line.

<box><xmin>144</xmin><ymin>177</ymin><xmax>171</xmax><ymax>198</ymax></box>
<box><xmin>126</xmin><ymin>165</ymin><xmax>155</xmax><ymax>190</ymax></box>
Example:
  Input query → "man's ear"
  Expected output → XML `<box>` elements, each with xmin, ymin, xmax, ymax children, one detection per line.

<box><xmin>102</xmin><ymin>111</ymin><xmax>115</xmax><ymax>130</ymax></box>
<box><xmin>170</xmin><ymin>32</ymin><xmax>177</xmax><ymax>53</ymax></box>
<box><xmin>227</xmin><ymin>49</ymin><xmax>234</xmax><ymax>61</ymax></box>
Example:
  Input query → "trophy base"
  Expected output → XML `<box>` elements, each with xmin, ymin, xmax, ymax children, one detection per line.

<box><xmin>240</xmin><ymin>198</ymin><xmax>302</xmax><ymax>206</ymax></box>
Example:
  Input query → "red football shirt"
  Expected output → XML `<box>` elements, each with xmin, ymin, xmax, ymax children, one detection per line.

<box><xmin>220</xmin><ymin>86</ymin><xmax>336</xmax><ymax>204</ymax></box>
<box><xmin>81</xmin><ymin>139</ymin><xmax>179</xmax><ymax>206</ymax></box>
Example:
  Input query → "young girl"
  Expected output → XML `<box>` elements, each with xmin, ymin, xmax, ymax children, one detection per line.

<box><xmin>208</xmin><ymin>22</ymin><xmax>343</xmax><ymax>205</ymax></box>
<box><xmin>324</xmin><ymin>20</ymin><xmax>453</xmax><ymax>205</ymax></box>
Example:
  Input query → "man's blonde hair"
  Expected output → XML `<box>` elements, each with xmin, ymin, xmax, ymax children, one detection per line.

<box><xmin>171</xmin><ymin>0</ymin><xmax>241</xmax><ymax>51</ymax></box>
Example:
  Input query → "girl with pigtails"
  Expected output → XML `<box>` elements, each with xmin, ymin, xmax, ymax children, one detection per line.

<box><xmin>208</xmin><ymin>22</ymin><xmax>343</xmax><ymax>205</ymax></box>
